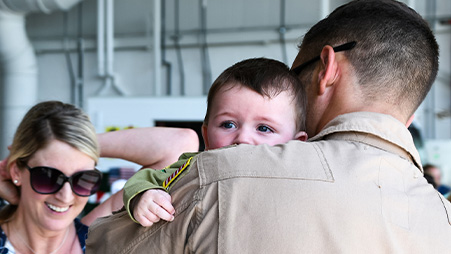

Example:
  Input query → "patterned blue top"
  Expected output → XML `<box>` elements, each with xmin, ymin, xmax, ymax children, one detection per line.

<box><xmin>0</xmin><ymin>218</ymin><xmax>88</xmax><ymax>253</ymax></box>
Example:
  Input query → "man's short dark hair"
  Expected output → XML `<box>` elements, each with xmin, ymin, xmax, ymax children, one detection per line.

<box><xmin>298</xmin><ymin>0</ymin><xmax>439</xmax><ymax>116</ymax></box>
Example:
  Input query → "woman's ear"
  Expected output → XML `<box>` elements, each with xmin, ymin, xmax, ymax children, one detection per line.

<box><xmin>9</xmin><ymin>162</ymin><xmax>22</xmax><ymax>186</ymax></box>
<box><xmin>317</xmin><ymin>45</ymin><xmax>338</xmax><ymax>95</ymax></box>
<box><xmin>201</xmin><ymin>124</ymin><xmax>210</xmax><ymax>150</ymax></box>
<box><xmin>294</xmin><ymin>131</ymin><xmax>308</xmax><ymax>142</ymax></box>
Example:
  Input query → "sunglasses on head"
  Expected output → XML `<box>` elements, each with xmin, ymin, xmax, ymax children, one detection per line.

<box><xmin>26</xmin><ymin>165</ymin><xmax>102</xmax><ymax>197</ymax></box>
<box><xmin>292</xmin><ymin>41</ymin><xmax>357</xmax><ymax>75</ymax></box>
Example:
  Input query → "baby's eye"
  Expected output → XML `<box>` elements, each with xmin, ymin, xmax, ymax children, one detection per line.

<box><xmin>220</xmin><ymin>121</ymin><xmax>236</xmax><ymax>129</ymax></box>
<box><xmin>257</xmin><ymin>125</ymin><xmax>274</xmax><ymax>133</ymax></box>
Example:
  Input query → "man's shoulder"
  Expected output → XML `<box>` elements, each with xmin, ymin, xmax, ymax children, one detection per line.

<box><xmin>196</xmin><ymin>141</ymin><xmax>334</xmax><ymax>185</ymax></box>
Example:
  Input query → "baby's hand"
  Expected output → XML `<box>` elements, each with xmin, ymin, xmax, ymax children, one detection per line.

<box><xmin>133</xmin><ymin>189</ymin><xmax>175</xmax><ymax>227</ymax></box>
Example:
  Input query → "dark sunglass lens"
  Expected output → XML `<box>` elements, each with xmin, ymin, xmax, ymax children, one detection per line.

<box><xmin>30</xmin><ymin>167</ymin><xmax>64</xmax><ymax>194</ymax></box>
<box><xmin>71</xmin><ymin>171</ymin><xmax>102</xmax><ymax>196</ymax></box>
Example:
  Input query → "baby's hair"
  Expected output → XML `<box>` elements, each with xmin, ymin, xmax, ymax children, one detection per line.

<box><xmin>204</xmin><ymin>58</ymin><xmax>306</xmax><ymax>131</ymax></box>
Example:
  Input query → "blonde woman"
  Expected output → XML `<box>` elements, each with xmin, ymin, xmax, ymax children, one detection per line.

<box><xmin>0</xmin><ymin>101</ymin><xmax>198</xmax><ymax>253</ymax></box>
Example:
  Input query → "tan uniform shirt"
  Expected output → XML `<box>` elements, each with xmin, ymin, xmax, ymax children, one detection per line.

<box><xmin>86</xmin><ymin>112</ymin><xmax>451</xmax><ymax>253</ymax></box>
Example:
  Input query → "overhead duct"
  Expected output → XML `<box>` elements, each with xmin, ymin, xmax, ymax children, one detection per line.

<box><xmin>0</xmin><ymin>0</ymin><xmax>83</xmax><ymax>158</ymax></box>
<box><xmin>95</xmin><ymin>0</ymin><xmax>125</xmax><ymax>96</ymax></box>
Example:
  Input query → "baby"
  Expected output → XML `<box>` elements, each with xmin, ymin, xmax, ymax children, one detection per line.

<box><xmin>124</xmin><ymin>57</ymin><xmax>308</xmax><ymax>226</ymax></box>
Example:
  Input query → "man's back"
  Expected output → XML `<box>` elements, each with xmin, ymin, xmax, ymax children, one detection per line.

<box><xmin>87</xmin><ymin>112</ymin><xmax>451</xmax><ymax>253</ymax></box>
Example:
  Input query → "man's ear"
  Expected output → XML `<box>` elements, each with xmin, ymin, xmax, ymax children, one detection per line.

<box><xmin>294</xmin><ymin>131</ymin><xmax>308</xmax><ymax>142</ymax></box>
<box><xmin>317</xmin><ymin>45</ymin><xmax>338</xmax><ymax>95</ymax></box>
<box><xmin>201</xmin><ymin>124</ymin><xmax>210</xmax><ymax>150</ymax></box>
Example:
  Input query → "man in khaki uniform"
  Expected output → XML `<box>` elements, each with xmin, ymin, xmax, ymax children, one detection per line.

<box><xmin>86</xmin><ymin>0</ymin><xmax>451</xmax><ymax>253</ymax></box>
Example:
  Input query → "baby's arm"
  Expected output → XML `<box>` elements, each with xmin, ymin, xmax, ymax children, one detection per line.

<box><xmin>124</xmin><ymin>154</ymin><xmax>196</xmax><ymax>224</ymax></box>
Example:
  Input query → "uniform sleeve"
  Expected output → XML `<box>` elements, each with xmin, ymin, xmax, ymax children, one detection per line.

<box><xmin>122</xmin><ymin>152</ymin><xmax>199</xmax><ymax>222</ymax></box>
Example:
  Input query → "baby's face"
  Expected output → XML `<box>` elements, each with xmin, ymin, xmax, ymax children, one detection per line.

<box><xmin>202</xmin><ymin>84</ymin><xmax>306</xmax><ymax>150</ymax></box>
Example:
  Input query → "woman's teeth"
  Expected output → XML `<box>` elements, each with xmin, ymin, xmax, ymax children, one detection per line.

<box><xmin>47</xmin><ymin>203</ymin><xmax>69</xmax><ymax>212</ymax></box>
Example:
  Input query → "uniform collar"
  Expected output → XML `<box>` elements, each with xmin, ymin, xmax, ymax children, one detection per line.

<box><xmin>309</xmin><ymin>112</ymin><xmax>423</xmax><ymax>172</ymax></box>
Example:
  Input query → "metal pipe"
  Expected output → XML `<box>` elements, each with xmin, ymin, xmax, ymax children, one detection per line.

<box><xmin>173</xmin><ymin>0</ymin><xmax>185</xmax><ymax>95</ymax></box>
<box><xmin>32</xmin><ymin>22</ymin><xmax>315</xmax><ymax>55</ymax></box>
<box><xmin>95</xmin><ymin>0</ymin><xmax>114</xmax><ymax>95</ymax></box>
<box><xmin>407</xmin><ymin>0</ymin><xmax>415</xmax><ymax>9</ymax></box>
<box><xmin>153</xmin><ymin>0</ymin><xmax>161</xmax><ymax>96</ymax></box>
<box><xmin>105</xmin><ymin>0</ymin><xmax>113</xmax><ymax>83</ymax></box>
<box><xmin>320</xmin><ymin>0</ymin><xmax>329</xmax><ymax>19</ymax></box>
<box><xmin>279</xmin><ymin>0</ymin><xmax>287</xmax><ymax>64</ymax></box>
<box><xmin>95</xmin><ymin>0</ymin><xmax>125</xmax><ymax>96</ymax></box>
<box><xmin>200</xmin><ymin>0</ymin><xmax>211</xmax><ymax>95</ymax></box>
<box><xmin>62</xmin><ymin>11</ymin><xmax>76</xmax><ymax>105</ymax></box>
<box><xmin>0</xmin><ymin>0</ymin><xmax>81</xmax><ymax>13</ymax></box>
<box><xmin>76</xmin><ymin>2</ymin><xmax>84</xmax><ymax>108</ymax></box>
<box><xmin>161</xmin><ymin>0</ymin><xmax>171</xmax><ymax>95</ymax></box>
<box><xmin>424</xmin><ymin>0</ymin><xmax>437</xmax><ymax>139</ymax></box>
<box><xmin>97</xmin><ymin>0</ymin><xmax>105</xmax><ymax>77</ymax></box>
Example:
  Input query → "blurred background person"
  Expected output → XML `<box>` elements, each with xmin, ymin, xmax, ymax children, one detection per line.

<box><xmin>424</xmin><ymin>163</ymin><xmax>450</xmax><ymax>196</ymax></box>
